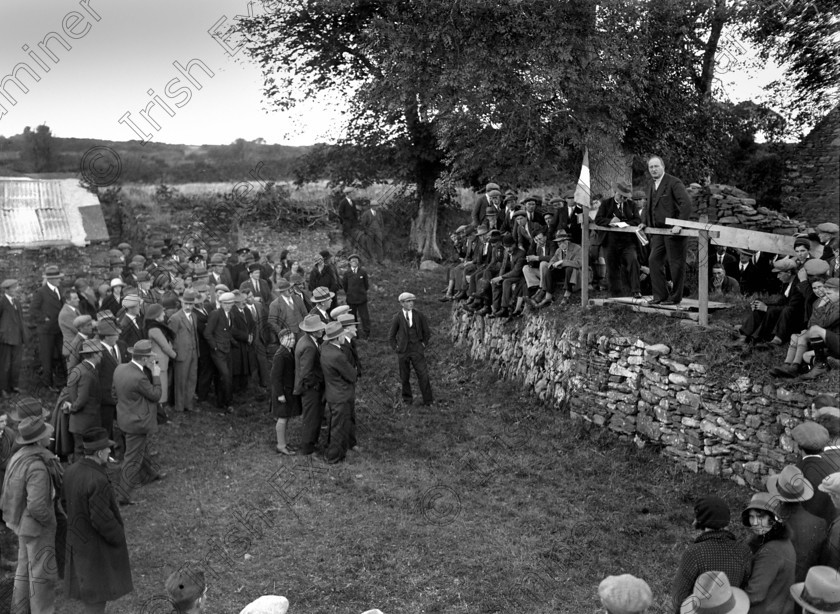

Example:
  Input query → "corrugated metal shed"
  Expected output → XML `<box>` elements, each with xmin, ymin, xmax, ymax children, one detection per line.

<box><xmin>0</xmin><ymin>178</ymin><xmax>109</xmax><ymax>248</ymax></box>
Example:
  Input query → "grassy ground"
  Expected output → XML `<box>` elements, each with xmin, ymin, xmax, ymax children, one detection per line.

<box><xmin>3</xmin><ymin>262</ymin><xmax>771</xmax><ymax>614</ymax></box>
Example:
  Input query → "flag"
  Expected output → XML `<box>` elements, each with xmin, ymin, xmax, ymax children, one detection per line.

<box><xmin>574</xmin><ymin>148</ymin><xmax>590</xmax><ymax>208</ymax></box>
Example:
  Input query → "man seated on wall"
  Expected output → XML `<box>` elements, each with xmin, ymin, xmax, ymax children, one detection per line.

<box><xmin>487</xmin><ymin>234</ymin><xmax>526</xmax><ymax>319</ymax></box>
<box><xmin>532</xmin><ymin>229</ymin><xmax>582</xmax><ymax>308</ymax></box>
<box><xmin>465</xmin><ymin>230</ymin><xmax>505</xmax><ymax>315</ymax></box>
<box><xmin>522</xmin><ymin>228</ymin><xmax>553</xmax><ymax>306</ymax></box>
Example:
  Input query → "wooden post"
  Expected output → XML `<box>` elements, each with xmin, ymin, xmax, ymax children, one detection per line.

<box><xmin>697</xmin><ymin>215</ymin><xmax>709</xmax><ymax>327</ymax></box>
<box><xmin>580</xmin><ymin>204</ymin><xmax>589</xmax><ymax>307</ymax></box>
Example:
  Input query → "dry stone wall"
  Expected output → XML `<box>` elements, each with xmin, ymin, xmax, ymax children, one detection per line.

<box><xmin>450</xmin><ymin>311</ymin><xmax>818</xmax><ymax>489</ymax></box>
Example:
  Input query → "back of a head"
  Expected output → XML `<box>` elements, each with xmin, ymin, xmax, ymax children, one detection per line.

<box><xmin>239</xmin><ymin>595</ymin><xmax>290</xmax><ymax>614</ymax></box>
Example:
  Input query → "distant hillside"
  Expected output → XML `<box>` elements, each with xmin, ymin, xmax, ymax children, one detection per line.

<box><xmin>0</xmin><ymin>133</ymin><xmax>314</xmax><ymax>183</ymax></box>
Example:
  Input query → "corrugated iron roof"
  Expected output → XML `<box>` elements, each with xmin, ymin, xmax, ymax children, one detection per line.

<box><xmin>0</xmin><ymin>178</ymin><xmax>108</xmax><ymax>248</ymax></box>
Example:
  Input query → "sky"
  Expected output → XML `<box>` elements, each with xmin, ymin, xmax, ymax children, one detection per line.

<box><xmin>0</xmin><ymin>0</ymin><xmax>785</xmax><ymax>148</ymax></box>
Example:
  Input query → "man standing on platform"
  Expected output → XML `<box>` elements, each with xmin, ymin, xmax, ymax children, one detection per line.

<box><xmin>640</xmin><ymin>156</ymin><xmax>693</xmax><ymax>306</ymax></box>
<box><xmin>595</xmin><ymin>181</ymin><xmax>642</xmax><ymax>298</ymax></box>
<box><xmin>0</xmin><ymin>279</ymin><xmax>27</xmax><ymax>398</ymax></box>
<box><xmin>388</xmin><ymin>292</ymin><xmax>433</xmax><ymax>406</ymax></box>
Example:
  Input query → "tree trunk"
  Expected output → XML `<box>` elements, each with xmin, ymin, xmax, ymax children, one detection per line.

<box><xmin>589</xmin><ymin>129</ymin><xmax>632</xmax><ymax>198</ymax></box>
<box><xmin>411</xmin><ymin>180</ymin><xmax>441</xmax><ymax>261</ymax></box>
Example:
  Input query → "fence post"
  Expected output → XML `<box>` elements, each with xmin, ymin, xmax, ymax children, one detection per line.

<box><xmin>697</xmin><ymin>215</ymin><xmax>709</xmax><ymax>327</ymax></box>
<box><xmin>580</xmin><ymin>205</ymin><xmax>589</xmax><ymax>307</ymax></box>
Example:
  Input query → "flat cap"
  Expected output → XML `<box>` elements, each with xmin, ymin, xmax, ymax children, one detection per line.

<box><xmin>816</xmin><ymin>222</ymin><xmax>839</xmax><ymax>234</ymax></box>
<box><xmin>803</xmin><ymin>258</ymin><xmax>830</xmax><ymax>276</ymax></box>
<box><xmin>772</xmin><ymin>257</ymin><xmax>798</xmax><ymax>272</ymax></box>
<box><xmin>819</xmin><ymin>472</ymin><xmax>840</xmax><ymax>495</ymax></box>
<box><xmin>72</xmin><ymin>315</ymin><xmax>93</xmax><ymax>329</ymax></box>
<box><xmin>598</xmin><ymin>574</ymin><xmax>652</xmax><ymax>614</ymax></box>
<box><xmin>219</xmin><ymin>292</ymin><xmax>236</xmax><ymax>303</ymax></box>
<box><xmin>792</xmin><ymin>421</ymin><xmax>830</xmax><ymax>451</ymax></box>
<box><xmin>0</xmin><ymin>279</ymin><xmax>18</xmax><ymax>290</ymax></box>
<box><xmin>398</xmin><ymin>292</ymin><xmax>416</xmax><ymax>302</ymax></box>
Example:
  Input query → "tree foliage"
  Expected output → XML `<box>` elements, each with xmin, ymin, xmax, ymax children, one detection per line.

<box><xmin>20</xmin><ymin>124</ymin><xmax>55</xmax><ymax>173</ymax></box>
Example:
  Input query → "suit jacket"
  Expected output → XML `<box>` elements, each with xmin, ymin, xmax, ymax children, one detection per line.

<box><xmin>0</xmin><ymin>294</ymin><xmax>26</xmax><ymax>346</ymax></box>
<box><xmin>737</xmin><ymin>252</ymin><xmax>777</xmax><ymax>296</ymax></box>
<box><xmin>472</xmin><ymin>194</ymin><xmax>498</xmax><ymax>228</ymax></box>
<box><xmin>309</xmin><ymin>306</ymin><xmax>331</xmax><ymax>325</ymax></box>
<box><xmin>643</xmin><ymin>173</ymin><xmax>692</xmax><ymax>228</ymax></box>
<box><xmin>595</xmin><ymin>197</ymin><xmax>641</xmax><ymax>248</ymax></box>
<box><xmin>192</xmin><ymin>306</ymin><xmax>213</xmax><ymax>358</ymax></box>
<box><xmin>208</xmin><ymin>269</ymin><xmax>234</xmax><ymax>290</ymax></box>
<box><xmin>320</xmin><ymin>342</ymin><xmax>357</xmax><ymax>404</ymax></box>
<box><xmin>308</xmin><ymin>264</ymin><xmax>341</xmax><ymax>293</ymax></box>
<box><xmin>499</xmin><ymin>207</ymin><xmax>520</xmax><ymax>234</ymax></box>
<box><xmin>66</xmin><ymin>333</ymin><xmax>91</xmax><ymax>371</ymax></box>
<box><xmin>112</xmin><ymin>362</ymin><xmax>160</xmax><ymax>435</ymax></box>
<box><xmin>359</xmin><ymin>209</ymin><xmax>385</xmax><ymax>237</ymax></box>
<box><xmin>30</xmin><ymin>283</ymin><xmax>63</xmax><ymax>334</ymax></box>
<box><xmin>525</xmin><ymin>241</ymin><xmax>553</xmax><ymax>268</ymax></box>
<box><xmin>204</xmin><ymin>308</ymin><xmax>233</xmax><ymax>353</ymax></box>
<box><xmin>118</xmin><ymin>314</ymin><xmax>145</xmax><ymax>348</ymax></box>
<box><xmin>556</xmin><ymin>204</ymin><xmax>584</xmax><ymax>245</ymax></box>
<box><xmin>549</xmin><ymin>241</ymin><xmax>583</xmax><ymax>268</ymax></box>
<box><xmin>67</xmin><ymin>360</ymin><xmax>101</xmax><ymax>434</ymax></box>
<box><xmin>59</xmin><ymin>304</ymin><xmax>80</xmax><ymax>355</ymax></box>
<box><xmin>293</xmin><ymin>334</ymin><xmax>323</xmax><ymax>394</ymax></box>
<box><xmin>711</xmin><ymin>249</ymin><xmax>739</xmax><ymax>279</ymax></box>
<box><xmin>342</xmin><ymin>268</ymin><xmax>369</xmax><ymax>304</ymax></box>
<box><xmin>268</xmin><ymin>294</ymin><xmax>308</xmax><ymax>338</ymax></box>
<box><xmin>98</xmin><ymin>340</ymin><xmax>128</xmax><ymax>406</ymax></box>
<box><xmin>388</xmin><ymin>309</ymin><xmax>431</xmax><ymax>354</ymax></box>
<box><xmin>169</xmin><ymin>309</ymin><xmax>199</xmax><ymax>362</ymax></box>
<box><xmin>239</xmin><ymin>279</ymin><xmax>272</xmax><ymax>305</ymax></box>
<box><xmin>500</xmin><ymin>248</ymin><xmax>526</xmax><ymax>279</ymax></box>
<box><xmin>338</xmin><ymin>197</ymin><xmax>358</xmax><ymax>228</ymax></box>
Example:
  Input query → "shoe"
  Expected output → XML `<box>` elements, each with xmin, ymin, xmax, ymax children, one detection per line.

<box><xmin>454</xmin><ymin>291</ymin><xmax>468</xmax><ymax>301</ymax></box>
<box><xmin>800</xmin><ymin>363</ymin><xmax>830</xmax><ymax>380</ymax></box>
<box><xmin>770</xmin><ymin>364</ymin><xmax>801</xmax><ymax>378</ymax></box>
<box><xmin>532</xmin><ymin>290</ymin><xmax>545</xmax><ymax>303</ymax></box>
<box><xmin>632</xmin><ymin>293</ymin><xmax>643</xmax><ymax>299</ymax></box>
<box><xmin>275</xmin><ymin>446</ymin><xmax>296</xmax><ymax>456</ymax></box>
<box><xmin>661</xmin><ymin>299</ymin><xmax>680</xmax><ymax>306</ymax></box>
<box><xmin>559</xmin><ymin>298</ymin><xmax>569</xmax><ymax>306</ymax></box>
<box><xmin>438</xmin><ymin>295</ymin><xmax>452</xmax><ymax>302</ymax></box>
<box><xmin>476</xmin><ymin>307</ymin><xmax>490</xmax><ymax>316</ymax></box>
<box><xmin>647</xmin><ymin>298</ymin><xmax>664</xmax><ymax>306</ymax></box>
<box><xmin>509</xmin><ymin>309</ymin><xmax>523</xmax><ymax>318</ymax></box>
<box><xmin>489</xmin><ymin>309</ymin><xmax>508</xmax><ymax>318</ymax></box>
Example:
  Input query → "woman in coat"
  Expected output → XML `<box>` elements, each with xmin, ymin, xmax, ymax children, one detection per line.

<box><xmin>271</xmin><ymin>332</ymin><xmax>301</xmax><ymax>455</ymax></box>
<box><xmin>63</xmin><ymin>428</ymin><xmax>133</xmax><ymax>611</ymax></box>
<box><xmin>145</xmin><ymin>304</ymin><xmax>176</xmax><ymax>406</ymax></box>
<box><xmin>741</xmin><ymin>492</ymin><xmax>795</xmax><ymax>614</ymax></box>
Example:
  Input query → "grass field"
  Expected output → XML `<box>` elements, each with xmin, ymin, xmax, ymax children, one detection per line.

<box><xmin>7</xmin><ymin>261</ymin><xmax>764</xmax><ymax>614</ymax></box>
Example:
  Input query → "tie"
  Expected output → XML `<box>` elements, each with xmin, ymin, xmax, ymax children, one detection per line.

<box><xmin>741</xmin><ymin>264</ymin><xmax>746</xmax><ymax>272</ymax></box>
<box><xmin>405</xmin><ymin>310</ymin><xmax>412</xmax><ymax>327</ymax></box>
<box><xmin>54</xmin><ymin>287</ymin><xmax>61</xmax><ymax>301</ymax></box>
<box><xmin>112</xmin><ymin>345</ymin><xmax>119</xmax><ymax>362</ymax></box>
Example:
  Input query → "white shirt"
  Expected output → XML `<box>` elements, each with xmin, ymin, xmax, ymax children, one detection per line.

<box><xmin>403</xmin><ymin>310</ymin><xmax>413</xmax><ymax>327</ymax></box>
<box><xmin>654</xmin><ymin>177</ymin><xmax>663</xmax><ymax>191</ymax></box>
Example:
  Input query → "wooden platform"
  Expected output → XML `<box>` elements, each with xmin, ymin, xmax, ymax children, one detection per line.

<box><xmin>589</xmin><ymin>296</ymin><xmax>734</xmax><ymax>322</ymax></box>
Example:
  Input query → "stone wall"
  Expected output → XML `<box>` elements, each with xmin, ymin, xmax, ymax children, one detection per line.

<box><xmin>689</xmin><ymin>184</ymin><xmax>811</xmax><ymax>235</ymax></box>
<box><xmin>450</xmin><ymin>312</ymin><xmax>829</xmax><ymax>488</ymax></box>
<box><xmin>781</xmin><ymin>105</ymin><xmax>840</xmax><ymax>225</ymax></box>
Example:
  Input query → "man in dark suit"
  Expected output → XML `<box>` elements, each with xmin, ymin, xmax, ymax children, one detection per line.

<box><xmin>309</xmin><ymin>287</ymin><xmax>335</xmax><ymax>324</ymax></box>
<box><xmin>555</xmin><ymin>197</ymin><xmax>584</xmax><ymax>246</ymax></box>
<box><xmin>204</xmin><ymin>292</ymin><xmax>236</xmax><ymax>412</ymax></box>
<box><xmin>97</xmin><ymin>319</ymin><xmax>128</xmax><ymax>444</ymax></box>
<box><xmin>118</xmin><ymin>294</ymin><xmax>145</xmax><ymax>348</ymax></box>
<box><xmin>239</xmin><ymin>263</ymin><xmax>272</xmax><ymax>305</ymax></box>
<box><xmin>320</xmin><ymin>322</ymin><xmax>358</xmax><ymax>464</ymax></box>
<box><xmin>471</xmin><ymin>183</ymin><xmax>502</xmax><ymax>229</ymax></box>
<box><xmin>341</xmin><ymin>254</ymin><xmax>371</xmax><ymax>339</ymax></box>
<box><xmin>734</xmin><ymin>249</ymin><xmax>777</xmax><ymax>296</ymax></box>
<box><xmin>388</xmin><ymin>292</ymin><xmax>433</xmax><ymax>405</ymax></box>
<box><xmin>0</xmin><ymin>279</ymin><xmax>27</xmax><ymax>398</ymax></box>
<box><xmin>192</xmin><ymin>283</ymin><xmax>218</xmax><ymax>407</ymax></box>
<box><xmin>522</xmin><ymin>229</ymin><xmax>553</xmax><ymax>304</ymax></box>
<box><xmin>64</xmin><ymin>340</ymin><xmax>103</xmax><ymax>458</ymax></box>
<box><xmin>293</xmin><ymin>315</ymin><xmax>326</xmax><ymax>455</ymax></box>
<box><xmin>490</xmin><ymin>235</ymin><xmax>526</xmax><ymax>318</ymax></box>
<box><xmin>337</xmin><ymin>187</ymin><xmax>359</xmax><ymax>241</ymax></box>
<box><xmin>640</xmin><ymin>156</ymin><xmax>693</xmax><ymax>305</ymax></box>
<box><xmin>269</xmin><ymin>279</ymin><xmax>308</xmax><ymax>341</ymax></box>
<box><xmin>359</xmin><ymin>201</ymin><xmax>386</xmax><ymax>263</ymax></box>
<box><xmin>308</xmin><ymin>251</ymin><xmax>342</xmax><ymax>312</ymax></box>
<box><xmin>112</xmin><ymin>340</ymin><xmax>163</xmax><ymax>505</ymax></box>
<box><xmin>30</xmin><ymin>265</ymin><xmax>66</xmax><ymax>389</ymax></box>
<box><xmin>595</xmin><ymin>181</ymin><xmax>643</xmax><ymax>298</ymax></box>
<box><xmin>711</xmin><ymin>246</ymin><xmax>739</xmax><ymax>280</ymax></box>
<box><xmin>169</xmin><ymin>289</ymin><xmax>200</xmax><ymax>413</ymax></box>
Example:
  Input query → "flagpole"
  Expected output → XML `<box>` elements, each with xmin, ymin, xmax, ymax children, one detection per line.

<box><xmin>574</xmin><ymin>148</ymin><xmax>591</xmax><ymax>308</ymax></box>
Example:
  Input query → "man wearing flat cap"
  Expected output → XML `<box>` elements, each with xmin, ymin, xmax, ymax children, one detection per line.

<box><xmin>67</xmin><ymin>315</ymin><xmax>96</xmax><ymax>372</ymax></box>
<box><xmin>65</xmin><ymin>339</ymin><xmax>104</xmax><ymax>459</ymax></box>
<box><xmin>204</xmin><ymin>292</ymin><xmax>236</xmax><ymax>412</ymax></box>
<box><xmin>31</xmin><ymin>265</ymin><xmax>67</xmax><ymax>390</ymax></box>
<box><xmin>63</xmin><ymin>427</ymin><xmax>133</xmax><ymax>613</ymax></box>
<box><xmin>816</xmin><ymin>221</ymin><xmax>838</xmax><ymax>275</ymax></box>
<box><xmin>97</xmin><ymin>318</ymin><xmax>128</xmax><ymax>446</ymax></box>
<box><xmin>0</xmin><ymin>279</ymin><xmax>26</xmax><ymax>398</ymax></box>
<box><xmin>341</xmin><ymin>255</ymin><xmax>371</xmax><ymax>339</ymax></box>
<box><xmin>388</xmin><ymin>293</ymin><xmax>433</xmax><ymax>405</ymax></box>
<box><xmin>360</xmin><ymin>200</ymin><xmax>386</xmax><ymax>263</ymax></box>
<box><xmin>1</xmin><ymin>412</ymin><xmax>61</xmax><ymax>613</ymax></box>
<box><xmin>112</xmin><ymin>340</ymin><xmax>164</xmax><ymax>505</ymax></box>
<box><xmin>472</xmin><ymin>183</ymin><xmax>502</xmax><ymax>229</ymax></box>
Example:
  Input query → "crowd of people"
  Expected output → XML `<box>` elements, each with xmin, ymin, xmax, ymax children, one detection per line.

<box><xmin>441</xmin><ymin>156</ymin><xmax>839</xmax><ymax>380</ymax></box>
<box><xmin>597</xmin><ymin>394</ymin><xmax>840</xmax><ymax>614</ymax></box>
<box><xmin>0</xmin><ymin>237</ymin><xmax>438</xmax><ymax>612</ymax></box>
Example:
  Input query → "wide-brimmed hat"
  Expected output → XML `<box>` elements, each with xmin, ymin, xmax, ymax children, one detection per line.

<box><xmin>741</xmin><ymin>492</ymin><xmax>782</xmax><ymax>525</ymax></box>
<box><xmin>616</xmin><ymin>180</ymin><xmax>633</xmax><ymax>198</ymax></box>
<box><xmin>790</xmin><ymin>566</ymin><xmax>840</xmax><ymax>614</ymax></box>
<box><xmin>81</xmin><ymin>427</ymin><xmax>115</xmax><ymax>452</ymax></box>
<box><xmin>8</xmin><ymin>397</ymin><xmax>49</xmax><ymax>422</ymax></box>
<box><xmin>598</xmin><ymin>574</ymin><xmax>652</xmax><ymax>614</ymax></box>
<box><xmin>15</xmin><ymin>416</ymin><xmax>54</xmax><ymax>445</ymax></box>
<box><xmin>44</xmin><ymin>265</ymin><xmax>63</xmax><ymax>279</ymax></box>
<box><xmin>311</xmin><ymin>287</ymin><xmax>335</xmax><ymax>303</ymax></box>
<box><xmin>109</xmin><ymin>277</ymin><xmax>125</xmax><ymax>288</ymax></box>
<box><xmin>299</xmin><ymin>314</ymin><xmax>326</xmax><ymax>333</ymax></box>
<box><xmin>323</xmin><ymin>321</ymin><xmax>344</xmax><ymax>341</ymax></box>
<box><xmin>337</xmin><ymin>313</ymin><xmax>360</xmax><ymax>327</ymax></box>
<box><xmin>239</xmin><ymin>595</ymin><xmax>290</xmax><ymax>614</ymax></box>
<box><xmin>274</xmin><ymin>279</ymin><xmax>292</xmax><ymax>292</ymax></box>
<box><xmin>398</xmin><ymin>292</ymin><xmax>416</xmax><ymax>302</ymax></box>
<box><xmin>79</xmin><ymin>339</ymin><xmax>103</xmax><ymax>355</ymax></box>
<box><xmin>681</xmin><ymin>571</ymin><xmax>749</xmax><ymax>614</ymax></box>
<box><xmin>329</xmin><ymin>305</ymin><xmax>351</xmax><ymax>319</ymax></box>
<box><xmin>180</xmin><ymin>289</ymin><xmax>199</xmax><ymax>304</ymax></box>
<box><xmin>766</xmin><ymin>465</ymin><xmax>814</xmax><ymax>502</ymax></box>
<box><xmin>128</xmin><ymin>339</ymin><xmax>156</xmax><ymax>357</ymax></box>
<box><xmin>218</xmin><ymin>292</ymin><xmax>235</xmax><ymax>303</ymax></box>
<box><xmin>97</xmin><ymin>319</ymin><xmax>120</xmax><ymax>337</ymax></box>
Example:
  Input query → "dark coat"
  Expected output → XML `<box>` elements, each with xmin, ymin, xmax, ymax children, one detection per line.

<box><xmin>230</xmin><ymin>307</ymin><xmax>253</xmax><ymax>376</ymax></box>
<box><xmin>293</xmin><ymin>334</ymin><xmax>323</xmax><ymax>395</ymax></box>
<box><xmin>98</xmin><ymin>341</ymin><xmax>129</xmax><ymax>406</ymax></box>
<box><xmin>118</xmin><ymin>314</ymin><xmax>145</xmax><ymax>348</ymax></box>
<box><xmin>0</xmin><ymin>294</ymin><xmax>26</xmax><ymax>346</ymax></box>
<box><xmin>643</xmin><ymin>173</ymin><xmax>692</xmax><ymax>228</ymax></box>
<box><xmin>67</xmin><ymin>360</ymin><xmax>101</xmax><ymax>435</ymax></box>
<box><xmin>63</xmin><ymin>458</ymin><xmax>133</xmax><ymax>602</ymax></box>
<box><xmin>308</xmin><ymin>264</ymin><xmax>341</xmax><ymax>293</ymax></box>
<box><xmin>499</xmin><ymin>247</ymin><xmax>526</xmax><ymax>280</ymax></box>
<box><xmin>388</xmin><ymin>309</ymin><xmax>431</xmax><ymax>354</ymax></box>
<box><xmin>556</xmin><ymin>204</ymin><xmax>584</xmax><ymax>245</ymax></box>
<box><xmin>320</xmin><ymin>342</ymin><xmax>357</xmax><ymax>404</ymax></box>
<box><xmin>342</xmin><ymin>268</ymin><xmax>370</xmax><ymax>304</ymax></box>
<box><xmin>595</xmin><ymin>197</ymin><xmax>641</xmax><ymax>248</ymax></box>
<box><xmin>30</xmin><ymin>283</ymin><xmax>64</xmax><ymax>334</ymax></box>
<box><xmin>204</xmin><ymin>308</ymin><xmax>233</xmax><ymax>353</ymax></box>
